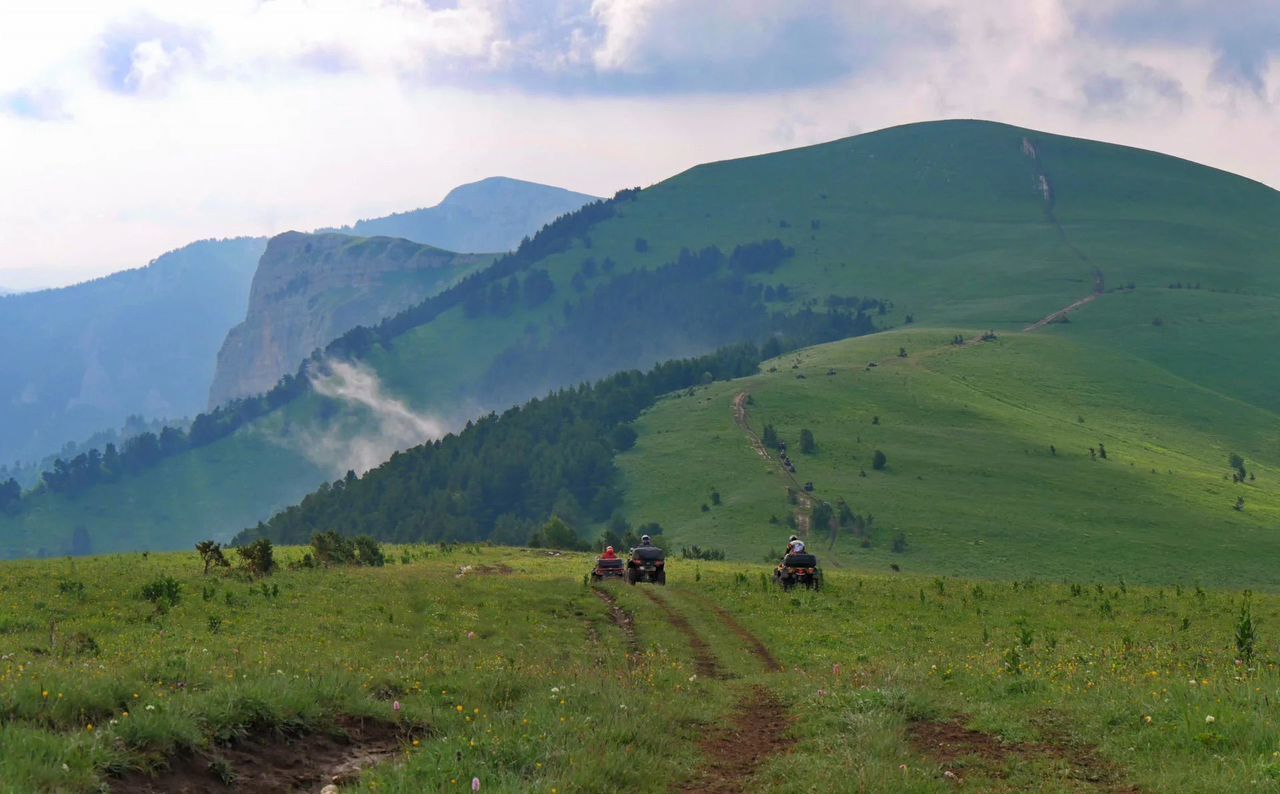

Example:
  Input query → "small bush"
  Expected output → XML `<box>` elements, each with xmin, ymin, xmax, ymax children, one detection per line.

<box><xmin>873</xmin><ymin>450</ymin><xmax>888</xmax><ymax>470</ymax></box>
<box><xmin>196</xmin><ymin>541</ymin><xmax>230</xmax><ymax>574</ymax></box>
<box><xmin>891</xmin><ymin>532</ymin><xmax>908</xmax><ymax>553</ymax></box>
<box><xmin>237</xmin><ymin>539</ymin><xmax>276</xmax><ymax>577</ymax></box>
<box><xmin>354</xmin><ymin>535</ymin><xmax>386</xmax><ymax>567</ymax></box>
<box><xmin>140</xmin><ymin>576</ymin><xmax>182</xmax><ymax>611</ymax></box>
<box><xmin>680</xmin><ymin>545</ymin><xmax>726</xmax><ymax>561</ymax></box>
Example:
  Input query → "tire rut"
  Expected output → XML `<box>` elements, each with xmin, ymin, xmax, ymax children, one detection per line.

<box><xmin>685</xmin><ymin>592</ymin><xmax>783</xmax><ymax>672</ymax></box>
<box><xmin>638</xmin><ymin>588</ymin><xmax>725</xmax><ymax>679</ymax></box>
<box><xmin>677</xmin><ymin>686</ymin><xmax>794</xmax><ymax>794</ymax></box>
<box><xmin>591</xmin><ymin>586</ymin><xmax>640</xmax><ymax>656</ymax></box>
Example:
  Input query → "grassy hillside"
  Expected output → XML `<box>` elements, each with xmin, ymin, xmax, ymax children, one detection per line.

<box><xmin>618</xmin><ymin>327</ymin><xmax>1279</xmax><ymax>589</ymax></box>
<box><xmin>1</xmin><ymin>545</ymin><xmax>1278</xmax><ymax>791</ymax></box>
<box><xmin>5</xmin><ymin>119</ymin><xmax>1278</xmax><ymax>558</ymax></box>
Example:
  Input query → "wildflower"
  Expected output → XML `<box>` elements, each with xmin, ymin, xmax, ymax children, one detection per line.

<box><xmin>456</xmin><ymin>705</ymin><xmax>465</xmax><ymax>713</ymax></box>
<box><xmin>145</xmin><ymin>705</ymin><xmax>156</xmax><ymax>711</ymax></box>
<box><xmin>412</xmin><ymin>739</ymin><xmax>421</xmax><ymax>747</ymax></box>
<box><xmin>41</xmin><ymin>690</ymin><xmax>48</xmax><ymax>699</ymax></box>
<box><xmin>393</xmin><ymin>700</ymin><xmax>402</xmax><ymax>712</ymax></box>
<box><xmin>1205</xmin><ymin>715</ymin><xmax>1216</xmax><ymax>724</ymax></box>
<box><xmin>86</xmin><ymin>724</ymin><xmax>94</xmax><ymax>732</ymax></box>
<box><xmin>467</xmin><ymin>631</ymin><xmax>476</xmax><ymax>640</ymax></box>
<box><xmin>944</xmin><ymin>770</ymin><xmax>958</xmax><ymax>780</ymax></box>
<box><xmin>1143</xmin><ymin>715</ymin><xmax>1152</xmax><ymax>724</ymax></box>
<box><xmin>473</xmin><ymin>779</ymin><xmax>481</xmax><ymax>791</ymax></box>
<box><xmin>833</xmin><ymin>663</ymin><xmax>842</xmax><ymax>677</ymax></box>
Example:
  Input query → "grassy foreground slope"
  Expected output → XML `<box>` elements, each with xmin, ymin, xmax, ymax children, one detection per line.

<box><xmin>619</xmin><ymin>327</ymin><xmax>1279</xmax><ymax>589</ymax></box>
<box><xmin>5</xmin><ymin>119</ymin><xmax>1279</xmax><ymax>557</ymax></box>
<box><xmin>2</xmin><ymin>546</ymin><xmax>1279</xmax><ymax>792</ymax></box>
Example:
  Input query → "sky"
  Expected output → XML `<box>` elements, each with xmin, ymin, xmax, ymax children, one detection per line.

<box><xmin>1</xmin><ymin>0</ymin><xmax>1277</xmax><ymax>290</ymax></box>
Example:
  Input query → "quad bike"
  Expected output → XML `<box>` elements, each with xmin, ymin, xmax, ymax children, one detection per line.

<box><xmin>627</xmin><ymin>547</ymin><xmax>666</xmax><ymax>585</ymax></box>
<box><xmin>774</xmin><ymin>552</ymin><xmax>822</xmax><ymax>590</ymax></box>
<box><xmin>591</xmin><ymin>556</ymin><xmax>626</xmax><ymax>582</ymax></box>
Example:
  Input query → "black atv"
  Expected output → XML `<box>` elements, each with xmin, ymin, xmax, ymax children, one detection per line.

<box><xmin>627</xmin><ymin>547</ymin><xmax>666</xmax><ymax>585</ymax></box>
<box><xmin>774</xmin><ymin>552</ymin><xmax>822</xmax><ymax>590</ymax></box>
<box><xmin>591</xmin><ymin>556</ymin><xmax>625</xmax><ymax>582</ymax></box>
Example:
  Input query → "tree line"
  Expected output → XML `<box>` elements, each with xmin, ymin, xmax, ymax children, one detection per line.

<box><xmin>234</xmin><ymin>296</ymin><xmax>883</xmax><ymax>550</ymax></box>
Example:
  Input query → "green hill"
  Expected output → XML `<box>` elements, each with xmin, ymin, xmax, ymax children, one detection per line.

<box><xmin>4</xmin><ymin>119</ymin><xmax>1278</xmax><ymax>559</ymax></box>
<box><xmin>617</xmin><ymin>327</ymin><xmax>1279</xmax><ymax>589</ymax></box>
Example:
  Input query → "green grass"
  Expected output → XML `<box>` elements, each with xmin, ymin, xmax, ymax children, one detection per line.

<box><xmin>2</xmin><ymin>546</ymin><xmax>1279</xmax><ymax>791</ymax></box>
<box><xmin>6</xmin><ymin>119</ymin><xmax>1279</xmax><ymax>559</ymax></box>
<box><xmin>618</xmin><ymin>326</ymin><xmax>1280</xmax><ymax>589</ymax></box>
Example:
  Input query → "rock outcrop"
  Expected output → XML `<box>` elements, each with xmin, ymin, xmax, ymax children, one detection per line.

<box><xmin>208</xmin><ymin>233</ymin><xmax>490</xmax><ymax>407</ymax></box>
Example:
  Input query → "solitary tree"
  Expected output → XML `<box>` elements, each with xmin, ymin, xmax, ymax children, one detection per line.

<box><xmin>762</xmin><ymin>424</ymin><xmax>780</xmax><ymax>449</ymax></box>
<box><xmin>872</xmin><ymin>450</ymin><xmax>888</xmax><ymax>471</ymax></box>
<box><xmin>800</xmin><ymin>429</ymin><xmax>817</xmax><ymax>454</ymax></box>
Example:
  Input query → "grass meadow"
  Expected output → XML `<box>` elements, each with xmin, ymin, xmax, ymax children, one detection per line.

<box><xmin>1</xmin><ymin>545</ymin><xmax>1278</xmax><ymax>791</ymax></box>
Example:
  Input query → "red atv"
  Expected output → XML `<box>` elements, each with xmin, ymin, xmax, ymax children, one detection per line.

<box><xmin>591</xmin><ymin>555</ymin><xmax>626</xmax><ymax>582</ymax></box>
<box><xmin>774</xmin><ymin>552</ymin><xmax>822</xmax><ymax>590</ymax></box>
<box><xmin>627</xmin><ymin>547</ymin><xmax>666</xmax><ymax>585</ymax></box>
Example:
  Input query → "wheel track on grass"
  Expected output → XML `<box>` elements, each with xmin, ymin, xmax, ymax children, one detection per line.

<box><xmin>637</xmin><ymin>587</ymin><xmax>794</xmax><ymax>793</ymax></box>
<box><xmin>590</xmin><ymin>586</ymin><xmax>640</xmax><ymax>656</ymax></box>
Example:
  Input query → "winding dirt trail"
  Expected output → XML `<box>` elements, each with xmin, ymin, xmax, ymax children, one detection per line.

<box><xmin>638</xmin><ymin>588</ymin><xmax>725</xmax><ymax>679</ymax></box>
<box><xmin>1022</xmin><ymin>292</ymin><xmax>1099</xmax><ymax>332</ymax></box>
<box><xmin>732</xmin><ymin>391</ymin><xmax>813</xmax><ymax>536</ymax></box>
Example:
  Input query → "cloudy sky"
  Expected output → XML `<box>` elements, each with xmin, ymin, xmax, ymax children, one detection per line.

<box><xmin>1</xmin><ymin>0</ymin><xmax>1277</xmax><ymax>289</ymax></box>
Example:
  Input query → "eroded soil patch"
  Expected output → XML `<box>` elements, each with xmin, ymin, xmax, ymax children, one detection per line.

<box><xmin>908</xmin><ymin>716</ymin><xmax>1136</xmax><ymax>790</ymax></box>
<box><xmin>111</xmin><ymin>716</ymin><xmax>423</xmax><ymax>793</ymax></box>
<box><xmin>639</xmin><ymin>589</ymin><xmax>726</xmax><ymax>679</ymax></box>
<box><xmin>678</xmin><ymin>685</ymin><xmax>794</xmax><ymax>794</ymax></box>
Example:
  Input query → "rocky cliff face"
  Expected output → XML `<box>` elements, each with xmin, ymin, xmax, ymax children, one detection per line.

<box><xmin>208</xmin><ymin>233</ymin><xmax>490</xmax><ymax>407</ymax></box>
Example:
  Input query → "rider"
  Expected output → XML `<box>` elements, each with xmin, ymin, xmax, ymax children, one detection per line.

<box><xmin>601</xmin><ymin>545</ymin><xmax>618</xmax><ymax>560</ymax></box>
<box><xmin>784</xmin><ymin>534</ymin><xmax>805</xmax><ymax>557</ymax></box>
<box><xmin>638</xmin><ymin>534</ymin><xmax>653</xmax><ymax>547</ymax></box>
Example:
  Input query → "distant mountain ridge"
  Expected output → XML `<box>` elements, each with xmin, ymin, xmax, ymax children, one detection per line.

<box><xmin>0</xmin><ymin>177</ymin><xmax>595</xmax><ymax>465</ymax></box>
<box><xmin>332</xmin><ymin>176</ymin><xmax>599</xmax><ymax>252</ymax></box>
<box><xmin>0</xmin><ymin>237</ymin><xmax>267</xmax><ymax>464</ymax></box>
<box><xmin>208</xmin><ymin>233</ymin><xmax>493</xmax><ymax>406</ymax></box>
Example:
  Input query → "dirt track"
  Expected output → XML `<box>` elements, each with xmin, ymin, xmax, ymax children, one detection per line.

<box><xmin>629</xmin><ymin>587</ymin><xmax>794</xmax><ymax>792</ymax></box>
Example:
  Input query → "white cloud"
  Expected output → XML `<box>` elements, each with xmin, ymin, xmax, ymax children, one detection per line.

<box><xmin>0</xmin><ymin>1</ymin><xmax>1276</xmax><ymax>289</ymax></box>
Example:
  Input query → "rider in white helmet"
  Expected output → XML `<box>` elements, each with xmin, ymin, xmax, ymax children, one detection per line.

<box><xmin>785</xmin><ymin>534</ymin><xmax>805</xmax><ymax>557</ymax></box>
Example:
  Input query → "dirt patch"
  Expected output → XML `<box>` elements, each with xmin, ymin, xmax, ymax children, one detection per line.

<box><xmin>591</xmin><ymin>587</ymin><xmax>640</xmax><ymax>655</ymax></box>
<box><xmin>687</xmin><ymin>594</ymin><xmax>782</xmax><ymax>673</ymax></box>
<box><xmin>678</xmin><ymin>685</ymin><xmax>794</xmax><ymax>794</ymax></box>
<box><xmin>908</xmin><ymin>716</ymin><xmax>1136</xmax><ymax>790</ymax></box>
<box><xmin>638</xmin><ymin>589</ymin><xmax>725</xmax><ymax>679</ymax></box>
<box><xmin>110</xmin><ymin>716</ymin><xmax>423</xmax><ymax>793</ymax></box>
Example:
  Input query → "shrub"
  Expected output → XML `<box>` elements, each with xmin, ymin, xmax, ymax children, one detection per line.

<box><xmin>312</xmin><ymin>531</ymin><xmax>356</xmax><ymax>565</ymax></box>
<box><xmin>1235</xmin><ymin>602</ymin><xmax>1256</xmax><ymax>667</ymax></box>
<box><xmin>891</xmin><ymin>532</ymin><xmax>908</xmax><ymax>553</ymax></box>
<box><xmin>140</xmin><ymin>576</ymin><xmax>182</xmax><ymax>611</ymax></box>
<box><xmin>680</xmin><ymin>545</ymin><xmax>726</xmax><ymax>561</ymax></box>
<box><xmin>237</xmin><ymin>539</ymin><xmax>276</xmax><ymax>577</ymax></box>
<box><xmin>800</xmin><ymin>429</ymin><xmax>816</xmax><ymax>454</ymax></box>
<box><xmin>196</xmin><ymin>540</ymin><xmax>230</xmax><ymax>574</ymax></box>
<box><xmin>762</xmin><ymin>424</ymin><xmax>781</xmax><ymax>449</ymax></box>
<box><xmin>872</xmin><ymin>450</ymin><xmax>888</xmax><ymax>470</ymax></box>
<box><xmin>354</xmin><ymin>535</ymin><xmax>386</xmax><ymax>567</ymax></box>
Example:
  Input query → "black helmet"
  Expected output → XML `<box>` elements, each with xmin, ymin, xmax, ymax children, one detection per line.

<box><xmin>641</xmin><ymin>534</ymin><xmax>652</xmax><ymax>545</ymax></box>
<box><xmin>789</xmin><ymin>535</ymin><xmax>798</xmax><ymax>542</ymax></box>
